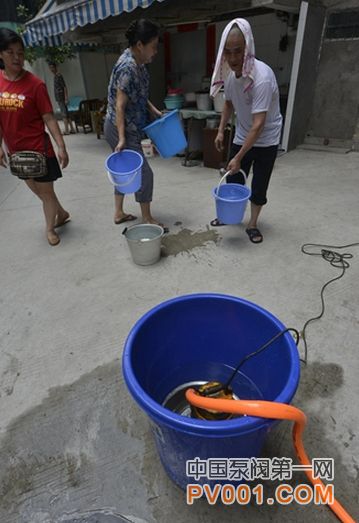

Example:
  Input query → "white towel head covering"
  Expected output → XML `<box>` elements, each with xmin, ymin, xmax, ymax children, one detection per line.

<box><xmin>210</xmin><ymin>18</ymin><xmax>255</xmax><ymax>97</ymax></box>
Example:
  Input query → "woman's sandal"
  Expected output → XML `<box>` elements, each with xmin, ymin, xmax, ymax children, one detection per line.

<box><xmin>55</xmin><ymin>213</ymin><xmax>71</xmax><ymax>228</ymax></box>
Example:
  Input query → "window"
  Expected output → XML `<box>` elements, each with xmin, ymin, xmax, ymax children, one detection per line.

<box><xmin>325</xmin><ymin>10</ymin><xmax>359</xmax><ymax>39</ymax></box>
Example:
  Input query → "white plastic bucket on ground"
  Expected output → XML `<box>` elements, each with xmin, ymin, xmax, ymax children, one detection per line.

<box><xmin>124</xmin><ymin>224</ymin><xmax>164</xmax><ymax>266</ymax></box>
<box><xmin>141</xmin><ymin>139</ymin><xmax>155</xmax><ymax>158</ymax></box>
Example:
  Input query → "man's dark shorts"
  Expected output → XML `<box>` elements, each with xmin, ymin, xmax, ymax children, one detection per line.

<box><xmin>226</xmin><ymin>143</ymin><xmax>278</xmax><ymax>206</ymax></box>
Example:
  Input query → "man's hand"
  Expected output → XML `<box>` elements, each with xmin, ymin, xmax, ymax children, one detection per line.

<box><xmin>0</xmin><ymin>146</ymin><xmax>8</xmax><ymax>168</ymax></box>
<box><xmin>115</xmin><ymin>137</ymin><xmax>126</xmax><ymax>152</ymax></box>
<box><xmin>227</xmin><ymin>155</ymin><xmax>241</xmax><ymax>174</ymax></box>
<box><xmin>57</xmin><ymin>146</ymin><xmax>69</xmax><ymax>169</ymax></box>
<box><xmin>215</xmin><ymin>131</ymin><xmax>224</xmax><ymax>152</ymax></box>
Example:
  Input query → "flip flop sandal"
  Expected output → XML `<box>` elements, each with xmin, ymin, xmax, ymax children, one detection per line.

<box><xmin>114</xmin><ymin>214</ymin><xmax>137</xmax><ymax>225</ymax></box>
<box><xmin>245</xmin><ymin>228</ymin><xmax>263</xmax><ymax>244</ymax></box>
<box><xmin>54</xmin><ymin>216</ymin><xmax>71</xmax><ymax>228</ymax></box>
<box><xmin>210</xmin><ymin>218</ymin><xmax>226</xmax><ymax>227</ymax></box>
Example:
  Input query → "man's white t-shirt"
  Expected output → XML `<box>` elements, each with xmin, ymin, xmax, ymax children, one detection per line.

<box><xmin>224</xmin><ymin>59</ymin><xmax>282</xmax><ymax>147</ymax></box>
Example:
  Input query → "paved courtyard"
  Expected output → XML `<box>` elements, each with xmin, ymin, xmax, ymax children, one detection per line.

<box><xmin>0</xmin><ymin>133</ymin><xmax>358</xmax><ymax>522</ymax></box>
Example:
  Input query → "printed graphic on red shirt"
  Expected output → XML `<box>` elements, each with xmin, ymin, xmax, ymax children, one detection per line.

<box><xmin>0</xmin><ymin>71</ymin><xmax>55</xmax><ymax>156</ymax></box>
<box><xmin>0</xmin><ymin>91</ymin><xmax>26</xmax><ymax>110</ymax></box>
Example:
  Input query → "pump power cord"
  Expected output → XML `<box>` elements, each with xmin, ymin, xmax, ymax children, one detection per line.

<box><xmin>300</xmin><ymin>242</ymin><xmax>359</xmax><ymax>363</ymax></box>
<box><xmin>222</xmin><ymin>328</ymin><xmax>299</xmax><ymax>392</ymax></box>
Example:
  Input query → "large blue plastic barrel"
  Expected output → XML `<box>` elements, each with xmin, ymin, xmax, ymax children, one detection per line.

<box><xmin>143</xmin><ymin>110</ymin><xmax>187</xmax><ymax>158</ymax></box>
<box><xmin>123</xmin><ymin>294</ymin><xmax>300</xmax><ymax>489</ymax></box>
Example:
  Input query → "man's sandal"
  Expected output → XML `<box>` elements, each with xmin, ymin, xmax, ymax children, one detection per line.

<box><xmin>245</xmin><ymin>228</ymin><xmax>263</xmax><ymax>244</ymax></box>
<box><xmin>210</xmin><ymin>218</ymin><xmax>226</xmax><ymax>227</ymax></box>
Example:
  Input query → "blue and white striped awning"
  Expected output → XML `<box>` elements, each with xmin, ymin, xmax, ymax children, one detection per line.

<box><xmin>23</xmin><ymin>0</ymin><xmax>167</xmax><ymax>47</ymax></box>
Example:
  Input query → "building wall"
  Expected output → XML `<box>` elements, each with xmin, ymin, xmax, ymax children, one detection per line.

<box><xmin>169</xmin><ymin>28</ymin><xmax>207</xmax><ymax>92</ymax></box>
<box><xmin>28</xmin><ymin>50</ymin><xmax>121</xmax><ymax>110</ymax></box>
<box><xmin>28</xmin><ymin>54</ymin><xmax>87</xmax><ymax>111</ymax></box>
<box><xmin>148</xmin><ymin>43</ymin><xmax>166</xmax><ymax>109</ymax></box>
<box><xmin>287</xmin><ymin>3</ymin><xmax>326</xmax><ymax>150</ymax></box>
<box><xmin>307</xmin><ymin>19</ymin><xmax>359</xmax><ymax>141</ymax></box>
<box><xmin>79</xmin><ymin>50</ymin><xmax>119</xmax><ymax>101</ymax></box>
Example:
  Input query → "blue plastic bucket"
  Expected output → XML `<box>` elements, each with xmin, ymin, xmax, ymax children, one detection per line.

<box><xmin>212</xmin><ymin>170</ymin><xmax>251</xmax><ymax>225</ymax></box>
<box><xmin>143</xmin><ymin>110</ymin><xmax>187</xmax><ymax>158</ymax></box>
<box><xmin>123</xmin><ymin>293</ymin><xmax>300</xmax><ymax>489</ymax></box>
<box><xmin>106</xmin><ymin>149</ymin><xmax>143</xmax><ymax>194</ymax></box>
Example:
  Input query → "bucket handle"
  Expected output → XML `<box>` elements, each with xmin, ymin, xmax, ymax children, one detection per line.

<box><xmin>158</xmin><ymin>109</ymin><xmax>178</xmax><ymax>126</ymax></box>
<box><xmin>217</xmin><ymin>169</ymin><xmax>248</xmax><ymax>195</ymax></box>
<box><xmin>107</xmin><ymin>170</ymin><xmax>139</xmax><ymax>188</ymax></box>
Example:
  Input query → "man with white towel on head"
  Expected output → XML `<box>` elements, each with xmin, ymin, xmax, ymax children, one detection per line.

<box><xmin>210</xmin><ymin>18</ymin><xmax>282</xmax><ymax>244</ymax></box>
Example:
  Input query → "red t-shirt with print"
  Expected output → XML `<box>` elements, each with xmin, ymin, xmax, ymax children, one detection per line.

<box><xmin>0</xmin><ymin>70</ymin><xmax>55</xmax><ymax>156</ymax></box>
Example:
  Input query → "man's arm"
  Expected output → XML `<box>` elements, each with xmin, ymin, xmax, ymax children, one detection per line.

<box><xmin>215</xmin><ymin>100</ymin><xmax>234</xmax><ymax>152</ymax></box>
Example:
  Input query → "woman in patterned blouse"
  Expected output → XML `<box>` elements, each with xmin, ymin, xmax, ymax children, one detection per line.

<box><xmin>104</xmin><ymin>19</ymin><xmax>164</xmax><ymax>226</ymax></box>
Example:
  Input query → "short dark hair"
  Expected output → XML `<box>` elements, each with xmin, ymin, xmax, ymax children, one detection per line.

<box><xmin>125</xmin><ymin>19</ymin><xmax>160</xmax><ymax>47</ymax></box>
<box><xmin>0</xmin><ymin>28</ymin><xmax>24</xmax><ymax>69</ymax></box>
<box><xmin>0</xmin><ymin>28</ymin><xmax>24</xmax><ymax>52</ymax></box>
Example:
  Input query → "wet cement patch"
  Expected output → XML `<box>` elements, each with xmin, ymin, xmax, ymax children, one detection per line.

<box><xmin>297</xmin><ymin>361</ymin><xmax>344</xmax><ymax>400</ymax></box>
<box><xmin>161</xmin><ymin>227</ymin><xmax>220</xmax><ymax>257</ymax></box>
<box><xmin>1</xmin><ymin>360</ymin><xmax>358</xmax><ymax>523</ymax></box>
<box><xmin>0</xmin><ymin>362</ymin><xmax>157</xmax><ymax>523</ymax></box>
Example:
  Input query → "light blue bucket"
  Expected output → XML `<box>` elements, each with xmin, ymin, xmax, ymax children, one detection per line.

<box><xmin>106</xmin><ymin>149</ymin><xmax>143</xmax><ymax>194</ymax></box>
<box><xmin>143</xmin><ymin>110</ymin><xmax>187</xmax><ymax>158</ymax></box>
<box><xmin>212</xmin><ymin>170</ymin><xmax>251</xmax><ymax>224</ymax></box>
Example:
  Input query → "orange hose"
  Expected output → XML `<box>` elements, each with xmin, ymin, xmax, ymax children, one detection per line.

<box><xmin>186</xmin><ymin>389</ymin><xmax>355</xmax><ymax>523</ymax></box>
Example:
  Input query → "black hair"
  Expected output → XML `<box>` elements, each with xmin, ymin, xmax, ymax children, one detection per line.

<box><xmin>0</xmin><ymin>28</ymin><xmax>24</xmax><ymax>69</ymax></box>
<box><xmin>47</xmin><ymin>61</ymin><xmax>57</xmax><ymax>67</ymax></box>
<box><xmin>125</xmin><ymin>19</ymin><xmax>160</xmax><ymax>47</ymax></box>
<box><xmin>0</xmin><ymin>28</ymin><xmax>24</xmax><ymax>52</ymax></box>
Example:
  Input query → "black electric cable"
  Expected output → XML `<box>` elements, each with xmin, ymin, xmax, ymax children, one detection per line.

<box><xmin>223</xmin><ymin>327</ymin><xmax>300</xmax><ymax>391</ymax></box>
<box><xmin>300</xmin><ymin>242</ymin><xmax>359</xmax><ymax>364</ymax></box>
<box><xmin>201</xmin><ymin>327</ymin><xmax>300</xmax><ymax>396</ymax></box>
<box><xmin>200</xmin><ymin>242</ymin><xmax>359</xmax><ymax>398</ymax></box>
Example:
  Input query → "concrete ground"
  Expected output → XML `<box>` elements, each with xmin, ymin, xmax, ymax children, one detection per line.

<box><xmin>0</xmin><ymin>133</ymin><xmax>358</xmax><ymax>523</ymax></box>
